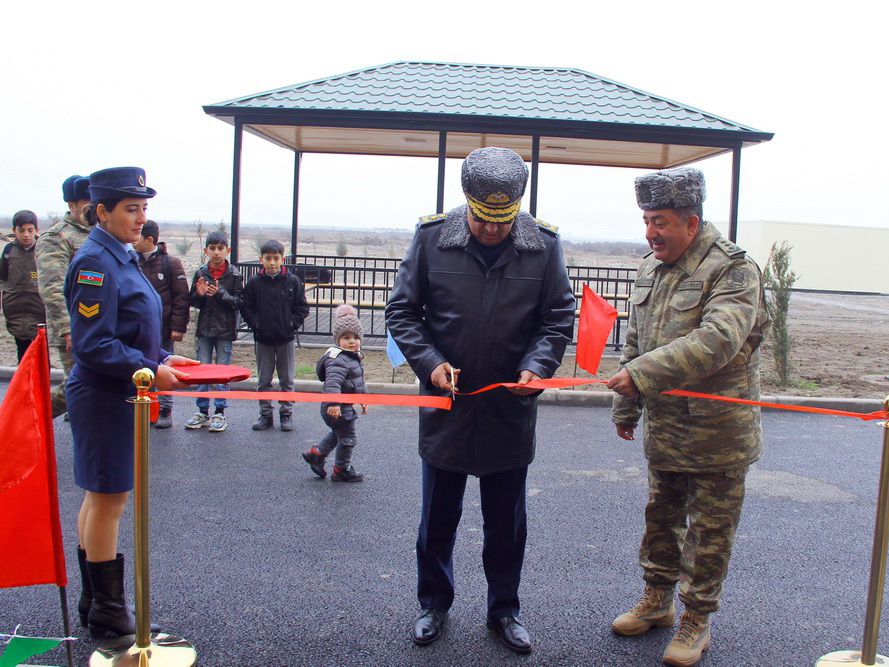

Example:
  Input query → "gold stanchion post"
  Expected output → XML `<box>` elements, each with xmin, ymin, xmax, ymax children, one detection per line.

<box><xmin>90</xmin><ymin>369</ymin><xmax>197</xmax><ymax>666</ymax></box>
<box><xmin>816</xmin><ymin>396</ymin><xmax>889</xmax><ymax>666</ymax></box>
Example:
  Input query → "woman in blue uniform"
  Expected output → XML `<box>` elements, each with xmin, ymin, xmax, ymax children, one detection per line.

<box><xmin>64</xmin><ymin>167</ymin><xmax>198</xmax><ymax>639</ymax></box>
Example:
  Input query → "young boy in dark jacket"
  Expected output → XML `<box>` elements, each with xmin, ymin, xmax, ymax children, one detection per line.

<box><xmin>134</xmin><ymin>220</ymin><xmax>190</xmax><ymax>428</ymax></box>
<box><xmin>240</xmin><ymin>240</ymin><xmax>309</xmax><ymax>432</ymax></box>
<box><xmin>0</xmin><ymin>210</ymin><xmax>45</xmax><ymax>361</ymax></box>
<box><xmin>302</xmin><ymin>304</ymin><xmax>367</xmax><ymax>482</ymax></box>
<box><xmin>185</xmin><ymin>231</ymin><xmax>243</xmax><ymax>433</ymax></box>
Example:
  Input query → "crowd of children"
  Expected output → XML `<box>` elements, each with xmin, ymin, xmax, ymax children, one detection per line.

<box><xmin>2</xmin><ymin>212</ymin><xmax>369</xmax><ymax>482</ymax></box>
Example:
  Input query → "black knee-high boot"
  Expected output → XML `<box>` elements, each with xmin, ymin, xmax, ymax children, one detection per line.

<box><xmin>77</xmin><ymin>547</ymin><xmax>92</xmax><ymax>627</ymax></box>
<box><xmin>86</xmin><ymin>554</ymin><xmax>158</xmax><ymax>639</ymax></box>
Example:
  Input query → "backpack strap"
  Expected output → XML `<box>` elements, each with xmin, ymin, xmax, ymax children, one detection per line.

<box><xmin>161</xmin><ymin>251</ymin><xmax>172</xmax><ymax>288</ymax></box>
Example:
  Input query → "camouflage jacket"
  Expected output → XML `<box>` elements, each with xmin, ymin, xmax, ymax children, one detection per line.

<box><xmin>35</xmin><ymin>212</ymin><xmax>91</xmax><ymax>344</ymax></box>
<box><xmin>611</xmin><ymin>221</ymin><xmax>770</xmax><ymax>472</ymax></box>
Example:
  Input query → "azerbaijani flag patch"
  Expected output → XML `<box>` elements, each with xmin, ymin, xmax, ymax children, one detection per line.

<box><xmin>77</xmin><ymin>270</ymin><xmax>105</xmax><ymax>286</ymax></box>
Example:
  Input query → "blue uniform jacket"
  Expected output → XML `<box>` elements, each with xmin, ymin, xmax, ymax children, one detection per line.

<box><xmin>65</xmin><ymin>226</ymin><xmax>167</xmax><ymax>393</ymax></box>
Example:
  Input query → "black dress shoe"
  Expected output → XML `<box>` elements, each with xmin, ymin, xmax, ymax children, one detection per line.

<box><xmin>412</xmin><ymin>608</ymin><xmax>446</xmax><ymax>646</ymax></box>
<box><xmin>487</xmin><ymin>616</ymin><xmax>532</xmax><ymax>654</ymax></box>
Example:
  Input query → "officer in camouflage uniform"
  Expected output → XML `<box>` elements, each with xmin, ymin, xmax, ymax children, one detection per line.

<box><xmin>36</xmin><ymin>174</ymin><xmax>92</xmax><ymax>418</ymax></box>
<box><xmin>607</xmin><ymin>167</ymin><xmax>770</xmax><ymax>667</ymax></box>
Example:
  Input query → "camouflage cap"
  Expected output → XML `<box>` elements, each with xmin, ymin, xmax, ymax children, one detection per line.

<box><xmin>461</xmin><ymin>147</ymin><xmax>528</xmax><ymax>224</ymax></box>
<box><xmin>635</xmin><ymin>167</ymin><xmax>706</xmax><ymax>211</ymax></box>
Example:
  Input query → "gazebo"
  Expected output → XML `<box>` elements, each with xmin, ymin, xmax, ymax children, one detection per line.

<box><xmin>203</xmin><ymin>61</ymin><xmax>773</xmax><ymax>262</ymax></box>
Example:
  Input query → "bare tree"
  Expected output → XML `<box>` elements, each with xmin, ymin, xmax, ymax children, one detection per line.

<box><xmin>193</xmin><ymin>220</ymin><xmax>207</xmax><ymax>262</ymax></box>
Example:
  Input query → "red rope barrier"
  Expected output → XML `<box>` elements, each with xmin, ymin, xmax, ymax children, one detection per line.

<box><xmin>156</xmin><ymin>380</ymin><xmax>888</xmax><ymax>421</ymax></box>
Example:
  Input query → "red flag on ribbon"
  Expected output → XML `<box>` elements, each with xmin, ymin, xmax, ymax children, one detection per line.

<box><xmin>576</xmin><ymin>284</ymin><xmax>619</xmax><ymax>375</ymax></box>
<box><xmin>0</xmin><ymin>328</ymin><xmax>67</xmax><ymax>588</ymax></box>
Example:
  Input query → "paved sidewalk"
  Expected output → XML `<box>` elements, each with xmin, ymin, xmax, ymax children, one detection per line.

<box><xmin>1</xmin><ymin>380</ymin><xmax>888</xmax><ymax>665</ymax></box>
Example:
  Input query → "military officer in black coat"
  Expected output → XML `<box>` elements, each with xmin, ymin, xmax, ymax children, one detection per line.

<box><xmin>386</xmin><ymin>147</ymin><xmax>575</xmax><ymax>653</ymax></box>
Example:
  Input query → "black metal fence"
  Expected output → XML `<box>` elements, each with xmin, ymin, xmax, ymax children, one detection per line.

<box><xmin>236</xmin><ymin>254</ymin><xmax>636</xmax><ymax>349</ymax></box>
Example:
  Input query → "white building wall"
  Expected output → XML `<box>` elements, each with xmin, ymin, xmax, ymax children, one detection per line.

<box><xmin>708</xmin><ymin>220</ymin><xmax>888</xmax><ymax>294</ymax></box>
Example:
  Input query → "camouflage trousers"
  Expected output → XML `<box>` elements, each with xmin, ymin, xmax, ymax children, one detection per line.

<box><xmin>50</xmin><ymin>346</ymin><xmax>74</xmax><ymax>418</ymax></box>
<box><xmin>639</xmin><ymin>465</ymin><xmax>748</xmax><ymax>615</ymax></box>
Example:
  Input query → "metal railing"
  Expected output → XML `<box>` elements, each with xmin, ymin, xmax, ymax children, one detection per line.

<box><xmin>236</xmin><ymin>255</ymin><xmax>637</xmax><ymax>348</ymax></box>
<box><xmin>566</xmin><ymin>265</ymin><xmax>636</xmax><ymax>350</ymax></box>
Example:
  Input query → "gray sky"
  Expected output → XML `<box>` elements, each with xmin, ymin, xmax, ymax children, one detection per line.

<box><xmin>1</xmin><ymin>0</ymin><xmax>883</xmax><ymax>241</ymax></box>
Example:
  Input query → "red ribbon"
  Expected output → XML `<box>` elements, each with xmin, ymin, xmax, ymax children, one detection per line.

<box><xmin>662</xmin><ymin>389</ymin><xmax>888</xmax><ymax>421</ymax></box>
<box><xmin>458</xmin><ymin>379</ymin><xmax>888</xmax><ymax>421</ymax></box>
<box><xmin>154</xmin><ymin>380</ymin><xmax>888</xmax><ymax>422</ymax></box>
<box><xmin>456</xmin><ymin>378</ymin><xmax>600</xmax><ymax>395</ymax></box>
<box><xmin>155</xmin><ymin>390</ymin><xmax>451</xmax><ymax>410</ymax></box>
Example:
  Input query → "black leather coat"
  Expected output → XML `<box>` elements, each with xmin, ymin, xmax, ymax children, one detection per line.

<box><xmin>240</xmin><ymin>267</ymin><xmax>309</xmax><ymax>345</ymax></box>
<box><xmin>385</xmin><ymin>206</ymin><xmax>575</xmax><ymax>475</ymax></box>
<box><xmin>188</xmin><ymin>262</ymin><xmax>243</xmax><ymax>340</ymax></box>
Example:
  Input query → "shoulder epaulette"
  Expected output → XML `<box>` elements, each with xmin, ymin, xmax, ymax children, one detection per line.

<box><xmin>535</xmin><ymin>218</ymin><xmax>559</xmax><ymax>235</ymax></box>
<box><xmin>418</xmin><ymin>213</ymin><xmax>446</xmax><ymax>228</ymax></box>
<box><xmin>714</xmin><ymin>237</ymin><xmax>746</xmax><ymax>259</ymax></box>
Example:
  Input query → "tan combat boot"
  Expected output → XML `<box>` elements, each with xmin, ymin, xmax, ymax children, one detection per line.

<box><xmin>662</xmin><ymin>611</ymin><xmax>710</xmax><ymax>666</ymax></box>
<box><xmin>611</xmin><ymin>585</ymin><xmax>676</xmax><ymax>636</ymax></box>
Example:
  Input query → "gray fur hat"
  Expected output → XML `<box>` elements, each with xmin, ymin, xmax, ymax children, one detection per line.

<box><xmin>461</xmin><ymin>147</ymin><xmax>528</xmax><ymax>223</ymax></box>
<box><xmin>332</xmin><ymin>304</ymin><xmax>362</xmax><ymax>342</ymax></box>
<box><xmin>635</xmin><ymin>167</ymin><xmax>706</xmax><ymax>211</ymax></box>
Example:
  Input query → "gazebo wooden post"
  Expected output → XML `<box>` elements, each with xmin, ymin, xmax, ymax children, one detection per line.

<box><xmin>291</xmin><ymin>150</ymin><xmax>302</xmax><ymax>258</ymax></box>
<box><xmin>530</xmin><ymin>135</ymin><xmax>540</xmax><ymax>217</ymax></box>
<box><xmin>728</xmin><ymin>145</ymin><xmax>742</xmax><ymax>243</ymax></box>
<box><xmin>230</xmin><ymin>119</ymin><xmax>243</xmax><ymax>264</ymax></box>
<box><xmin>436</xmin><ymin>131</ymin><xmax>447</xmax><ymax>213</ymax></box>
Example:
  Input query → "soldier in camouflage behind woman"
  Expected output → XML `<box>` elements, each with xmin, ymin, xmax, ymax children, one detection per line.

<box><xmin>36</xmin><ymin>174</ymin><xmax>93</xmax><ymax>418</ymax></box>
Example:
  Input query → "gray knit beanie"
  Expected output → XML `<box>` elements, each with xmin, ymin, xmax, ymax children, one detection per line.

<box><xmin>332</xmin><ymin>304</ymin><xmax>363</xmax><ymax>343</ymax></box>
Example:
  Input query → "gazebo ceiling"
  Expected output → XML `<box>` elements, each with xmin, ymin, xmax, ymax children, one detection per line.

<box><xmin>204</xmin><ymin>61</ymin><xmax>773</xmax><ymax>169</ymax></box>
<box><xmin>236</xmin><ymin>125</ymin><xmax>725</xmax><ymax>168</ymax></box>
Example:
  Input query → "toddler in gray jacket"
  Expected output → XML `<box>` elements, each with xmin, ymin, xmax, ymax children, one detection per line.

<box><xmin>302</xmin><ymin>304</ymin><xmax>368</xmax><ymax>482</ymax></box>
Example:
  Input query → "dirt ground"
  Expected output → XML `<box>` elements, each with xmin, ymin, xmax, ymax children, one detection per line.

<box><xmin>2</xmin><ymin>291</ymin><xmax>887</xmax><ymax>400</ymax></box>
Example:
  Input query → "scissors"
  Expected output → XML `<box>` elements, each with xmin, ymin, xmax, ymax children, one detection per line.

<box><xmin>450</xmin><ymin>366</ymin><xmax>457</xmax><ymax>401</ymax></box>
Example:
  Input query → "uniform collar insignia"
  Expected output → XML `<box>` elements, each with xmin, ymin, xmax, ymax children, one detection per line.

<box><xmin>437</xmin><ymin>205</ymin><xmax>545</xmax><ymax>252</ymax></box>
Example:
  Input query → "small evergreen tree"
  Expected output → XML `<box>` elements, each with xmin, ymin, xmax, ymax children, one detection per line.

<box><xmin>336</xmin><ymin>238</ymin><xmax>348</xmax><ymax>257</ymax></box>
<box><xmin>763</xmin><ymin>241</ymin><xmax>798</xmax><ymax>386</ymax></box>
<box><xmin>174</xmin><ymin>238</ymin><xmax>194</xmax><ymax>256</ymax></box>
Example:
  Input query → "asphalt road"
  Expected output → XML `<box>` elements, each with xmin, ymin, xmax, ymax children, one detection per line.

<box><xmin>1</xmin><ymin>381</ymin><xmax>888</xmax><ymax>666</ymax></box>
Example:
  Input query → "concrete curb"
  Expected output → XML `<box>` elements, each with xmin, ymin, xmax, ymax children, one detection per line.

<box><xmin>1</xmin><ymin>367</ymin><xmax>882</xmax><ymax>413</ymax></box>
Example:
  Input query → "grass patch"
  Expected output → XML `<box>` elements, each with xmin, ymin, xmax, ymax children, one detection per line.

<box><xmin>791</xmin><ymin>378</ymin><xmax>819</xmax><ymax>390</ymax></box>
<box><xmin>294</xmin><ymin>363</ymin><xmax>316</xmax><ymax>379</ymax></box>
